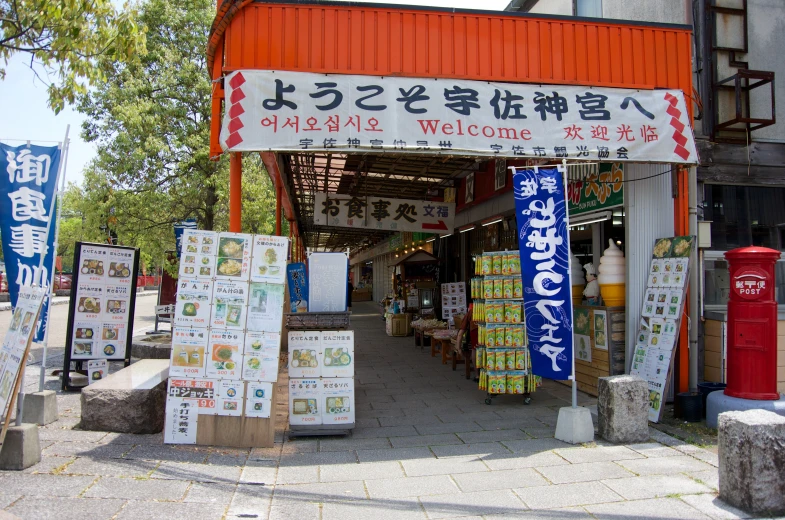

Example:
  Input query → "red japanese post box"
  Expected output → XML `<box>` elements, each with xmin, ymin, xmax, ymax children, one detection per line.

<box><xmin>724</xmin><ymin>246</ymin><xmax>780</xmax><ymax>400</ymax></box>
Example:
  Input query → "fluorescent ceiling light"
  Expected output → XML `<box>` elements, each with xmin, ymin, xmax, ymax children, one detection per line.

<box><xmin>482</xmin><ymin>217</ymin><xmax>503</xmax><ymax>227</ymax></box>
<box><xmin>568</xmin><ymin>210</ymin><xmax>612</xmax><ymax>228</ymax></box>
<box><xmin>440</xmin><ymin>233</ymin><xmax>453</xmax><ymax>239</ymax></box>
<box><xmin>425</xmin><ymin>238</ymin><xmax>436</xmax><ymax>243</ymax></box>
<box><xmin>459</xmin><ymin>225</ymin><xmax>475</xmax><ymax>233</ymax></box>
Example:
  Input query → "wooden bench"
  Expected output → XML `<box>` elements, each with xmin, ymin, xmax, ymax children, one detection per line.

<box><xmin>80</xmin><ymin>359</ymin><xmax>170</xmax><ymax>434</ymax></box>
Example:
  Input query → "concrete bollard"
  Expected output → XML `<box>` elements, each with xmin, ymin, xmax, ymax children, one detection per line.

<box><xmin>0</xmin><ymin>423</ymin><xmax>41</xmax><ymax>470</ymax></box>
<box><xmin>597</xmin><ymin>375</ymin><xmax>649</xmax><ymax>443</ymax></box>
<box><xmin>22</xmin><ymin>390</ymin><xmax>59</xmax><ymax>425</ymax></box>
<box><xmin>719</xmin><ymin>409</ymin><xmax>785</xmax><ymax>516</ymax></box>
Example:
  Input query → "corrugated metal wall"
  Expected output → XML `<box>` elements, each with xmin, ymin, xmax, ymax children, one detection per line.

<box><xmin>221</xmin><ymin>4</ymin><xmax>693</xmax><ymax>94</ymax></box>
<box><xmin>624</xmin><ymin>163</ymin><xmax>675</xmax><ymax>367</ymax></box>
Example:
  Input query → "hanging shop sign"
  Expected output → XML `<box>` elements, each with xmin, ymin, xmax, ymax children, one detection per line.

<box><xmin>313</xmin><ymin>193</ymin><xmax>455</xmax><ymax>234</ymax></box>
<box><xmin>514</xmin><ymin>166</ymin><xmax>574</xmax><ymax>381</ymax></box>
<box><xmin>0</xmin><ymin>142</ymin><xmax>62</xmax><ymax>342</ymax></box>
<box><xmin>568</xmin><ymin>163</ymin><xmax>624</xmax><ymax>216</ymax></box>
<box><xmin>173</xmin><ymin>219</ymin><xmax>197</xmax><ymax>259</ymax></box>
<box><xmin>220</xmin><ymin>70</ymin><xmax>699</xmax><ymax>164</ymax></box>
<box><xmin>308</xmin><ymin>252</ymin><xmax>348</xmax><ymax>312</ymax></box>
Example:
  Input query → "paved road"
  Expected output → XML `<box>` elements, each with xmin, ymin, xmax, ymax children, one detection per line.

<box><xmin>0</xmin><ymin>293</ymin><xmax>160</xmax><ymax>364</ymax></box>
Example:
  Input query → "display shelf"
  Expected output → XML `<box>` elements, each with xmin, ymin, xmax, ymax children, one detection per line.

<box><xmin>470</xmin><ymin>251</ymin><xmax>540</xmax><ymax>404</ymax></box>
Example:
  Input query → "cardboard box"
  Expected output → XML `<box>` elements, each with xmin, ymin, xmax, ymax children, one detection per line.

<box><xmin>387</xmin><ymin>314</ymin><xmax>408</xmax><ymax>336</ymax></box>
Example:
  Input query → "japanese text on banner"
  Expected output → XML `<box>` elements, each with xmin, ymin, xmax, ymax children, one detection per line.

<box><xmin>220</xmin><ymin>70</ymin><xmax>698</xmax><ymax>164</ymax></box>
<box><xmin>514</xmin><ymin>166</ymin><xmax>574</xmax><ymax>380</ymax></box>
<box><xmin>0</xmin><ymin>142</ymin><xmax>61</xmax><ymax>342</ymax></box>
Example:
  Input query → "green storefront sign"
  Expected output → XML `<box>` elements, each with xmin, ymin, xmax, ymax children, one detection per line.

<box><xmin>568</xmin><ymin>162</ymin><xmax>624</xmax><ymax>216</ymax></box>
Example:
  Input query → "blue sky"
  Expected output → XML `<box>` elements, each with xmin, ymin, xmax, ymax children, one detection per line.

<box><xmin>0</xmin><ymin>0</ymin><xmax>509</xmax><ymax>187</ymax></box>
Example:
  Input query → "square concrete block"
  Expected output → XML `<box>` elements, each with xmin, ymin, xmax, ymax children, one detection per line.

<box><xmin>0</xmin><ymin>423</ymin><xmax>41</xmax><ymax>471</ymax></box>
<box><xmin>718</xmin><ymin>409</ymin><xmax>785</xmax><ymax>516</ymax></box>
<box><xmin>597</xmin><ymin>375</ymin><xmax>649</xmax><ymax>444</ymax></box>
<box><xmin>22</xmin><ymin>391</ymin><xmax>58</xmax><ymax>425</ymax></box>
<box><xmin>554</xmin><ymin>406</ymin><xmax>594</xmax><ymax>444</ymax></box>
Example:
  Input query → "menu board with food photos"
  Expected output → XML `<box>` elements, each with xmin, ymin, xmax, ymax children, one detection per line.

<box><xmin>62</xmin><ymin>243</ymin><xmax>140</xmax><ymax>392</ymax></box>
<box><xmin>0</xmin><ymin>285</ymin><xmax>46</xmax><ymax>439</ymax></box>
<box><xmin>165</xmin><ymin>231</ymin><xmax>290</xmax><ymax>445</ymax></box>
<box><xmin>630</xmin><ymin>236</ymin><xmax>695</xmax><ymax>423</ymax></box>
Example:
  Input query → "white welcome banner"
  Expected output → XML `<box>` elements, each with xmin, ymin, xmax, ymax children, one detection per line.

<box><xmin>220</xmin><ymin>70</ymin><xmax>698</xmax><ymax>164</ymax></box>
<box><xmin>313</xmin><ymin>193</ymin><xmax>455</xmax><ymax>234</ymax></box>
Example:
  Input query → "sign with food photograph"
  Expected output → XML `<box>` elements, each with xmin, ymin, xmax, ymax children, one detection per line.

<box><xmin>630</xmin><ymin>235</ymin><xmax>695</xmax><ymax>422</ymax></box>
<box><xmin>320</xmin><ymin>331</ymin><xmax>354</xmax><ymax>379</ymax></box>
<box><xmin>246</xmin><ymin>283</ymin><xmax>284</xmax><ymax>333</ymax></box>
<box><xmin>215</xmin><ymin>232</ymin><xmax>252</xmax><ymax>280</ymax></box>
<box><xmin>100</xmin><ymin>322</ymin><xmax>127</xmax><ymax>359</ymax></box>
<box><xmin>170</xmin><ymin>327</ymin><xmax>209</xmax><ymax>378</ymax></box>
<box><xmin>242</xmin><ymin>331</ymin><xmax>280</xmax><ymax>382</ymax></box>
<box><xmin>62</xmin><ymin>243</ymin><xmax>140</xmax><ymax>390</ymax></box>
<box><xmin>206</xmin><ymin>330</ymin><xmax>243</xmax><ymax>380</ymax></box>
<box><xmin>179</xmin><ymin>253</ymin><xmax>216</xmax><ymax>279</ymax></box>
<box><xmin>322</xmin><ymin>378</ymin><xmax>355</xmax><ymax>425</ymax></box>
<box><xmin>251</xmin><ymin>235</ymin><xmax>289</xmax><ymax>284</ymax></box>
<box><xmin>103</xmin><ymin>284</ymin><xmax>131</xmax><ymax>322</ymax></box>
<box><xmin>182</xmin><ymin>229</ymin><xmax>218</xmax><ymax>256</ymax></box>
<box><xmin>245</xmin><ymin>382</ymin><xmax>273</xmax><ymax>418</ymax></box>
<box><xmin>593</xmin><ymin>310</ymin><xmax>608</xmax><ymax>351</ymax></box>
<box><xmin>211</xmin><ymin>280</ymin><xmax>249</xmax><ymax>330</ymax></box>
<box><xmin>0</xmin><ymin>285</ymin><xmax>45</xmax><ymax>421</ymax></box>
<box><xmin>215</xmin><ymin>380</ymin><xmax>244</xmax><ymax>416</ymax></box>
<box><xmin>174</xmin><ymin>279</ymin><xmax>213</xmax><ymax>328</ymax></box>
<box><xmin>87</xmin><ymin>359</ymin><xmax>107</xmax><ymax>384</ymax></box>
<box><xmin>289</xmin><ymin>378</ymin><xmax>322</xmax><ymax>426</ymax></box>
<box><xmin>288</xmin><ymin>331</ymin><xmax>322</xmax><ymax>379</ymax></box>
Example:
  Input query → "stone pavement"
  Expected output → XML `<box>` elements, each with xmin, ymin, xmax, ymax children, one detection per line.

<box><xmin>0</xmin><ymin>301</ymin><xmax>759</xmax><ymax>520</ymax></box>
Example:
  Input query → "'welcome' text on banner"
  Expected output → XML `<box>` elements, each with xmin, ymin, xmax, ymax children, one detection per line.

<box><xmin>514</xmin><ymin>166</ymin><xmax>574</xmax><ymax>381</ymax></box>
<box><xmin>220</xmin><ymin>70</ymin><xmax>698</xmax><ymax>164</ymax></box>
<box><xmin>0</xmin><ymin>143</ymin><xmax>61</xmax><ymax>342</ymax></box>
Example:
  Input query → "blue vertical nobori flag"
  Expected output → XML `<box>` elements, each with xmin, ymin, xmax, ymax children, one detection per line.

<box><xmin>0</xmin><ymin>143</ymin><xmax>62</xmax><ymax>342</ymax></box>
<box><xmin>286</xmin><ymin>263</ymin><xmax>308</xmax><ymax>312</ymax></box>
<box><xmin>174</xmin><ymin>219</ymin><xmax>198</xmax><ymax>259</ymax></box>
<box><xmin>513</xmin><ymin>166</ymin><xmax>574</xmax><ymax>380</ymax></box>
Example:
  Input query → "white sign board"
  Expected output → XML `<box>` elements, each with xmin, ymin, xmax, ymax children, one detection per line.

<box><xmin>308</xmin><ymin>252</ymin><xmax>348</xmax><ymax>312</ymax></box>
<box><xmin>220</xmin><ymin>70</ymin><xmax>699</xmax><ymax>164</ymax></box>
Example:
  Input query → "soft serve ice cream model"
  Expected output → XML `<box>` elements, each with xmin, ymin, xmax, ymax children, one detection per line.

<box><xmin>597</xmin><ymin>239</ymin><xmax>626</xmax><ymax>306</ymax></box>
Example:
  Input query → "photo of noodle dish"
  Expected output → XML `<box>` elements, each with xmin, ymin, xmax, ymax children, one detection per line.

<box><xmin>652</xmin><ymin>238</ymin><xmax>672</xmax><ymax>258</ymax></box>
<box><xmin>217</xmin><ymin>258</ymin><xmax>243</xmax><ymax>276</ymax></box>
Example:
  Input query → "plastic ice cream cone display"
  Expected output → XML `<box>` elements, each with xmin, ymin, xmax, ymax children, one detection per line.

<box><xmin>570</xmin><ymin>252</ymin><xmax>585</xmax><ymax>306</ymax></box>
<box><xmin>597</xmin><ymin>239</ymin><xmax>626</xmax><ymax>307</ymax></box>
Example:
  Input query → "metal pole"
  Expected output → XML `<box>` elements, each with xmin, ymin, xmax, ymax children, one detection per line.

<box><xmin>559</xmin><ymin>158</ymin><xmax>577</xmax><ymax>409</ymax></box>
<box><xmin>688</xmin><ymin>165</ymin><xmax>699</xmax><ymax>390</ymax></box>
<box><xmin>16</xmin><ymin>126</ymin><xmax>69</xmax><ymax>425</ymax></box>
<box><xmin>38</xmin><ymin>127</ymin><xmax>70</xmax><ymax>392</ymax></box>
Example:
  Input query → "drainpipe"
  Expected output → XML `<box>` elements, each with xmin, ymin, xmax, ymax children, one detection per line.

<box><xmin>689</xmin><ymin>165</ymin><xmax>699</xmax><ymax>390</ymax></box>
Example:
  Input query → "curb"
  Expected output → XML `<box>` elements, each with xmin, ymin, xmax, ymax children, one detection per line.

<box><xmin>0</xmin><ymin>290</ymin><xmax>158</xmax><ymax>312</ymax></box>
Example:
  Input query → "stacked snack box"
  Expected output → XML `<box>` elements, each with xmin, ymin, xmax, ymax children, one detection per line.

<box><xmin>472</xmin><ymin>251</ymin><xmax>540</xmax><ymax>397</ymax></box>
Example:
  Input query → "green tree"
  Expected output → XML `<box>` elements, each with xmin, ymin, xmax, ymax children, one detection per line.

<box><xmin>0</xmin><ymin>0</ymin><xmax>145</xmax><ymax>113</ymax></box>
<box><xmin>77</xmin><ymin>0</ymin><xmax>283</xmax><ymax>265</ymax></box>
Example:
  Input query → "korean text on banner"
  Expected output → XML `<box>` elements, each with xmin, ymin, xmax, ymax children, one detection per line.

<box><xmin>220</xmin><ymin>70</ymin><xmax>699</xmax><ymax>164</ymax></box>
<box><xmin>514</xmin><ymin>166</ymin><xmax>574</xmax><ymax>381</ymax></box>
<box><xmin>0</xmin><ymin>143</ymin><xmax>61</xmax><ymax>342</ymax></box>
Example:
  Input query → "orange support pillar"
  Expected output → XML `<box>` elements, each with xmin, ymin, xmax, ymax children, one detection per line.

<box><xmin>229</xmin><ymin>153</ymin><xmax>242</xmax><ymax>232</ymax></box>
<box><xmin>674</xmin><ymin>166</ymin><xmax>690</xmax><ymax>393</ymax></box>
<box><xmin>275</xmin><ymin>185</ymin><xmax>282</xmax><ymax>236</ymax></box>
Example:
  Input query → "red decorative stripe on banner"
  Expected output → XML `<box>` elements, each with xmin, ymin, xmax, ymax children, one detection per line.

<box><xmin>229</xmin><ymin>72</ymin><xmax>246</xmax><ymax>89</ymax></box>
<box><xmin>664</xmin><ymin>93</ymin><xmax>690</xmax><ymax>161</ymax></box>
<box><xmin>228</xmin><ymin>117</ymin><xmax>245</xmax><ymax>133</ymax></box>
